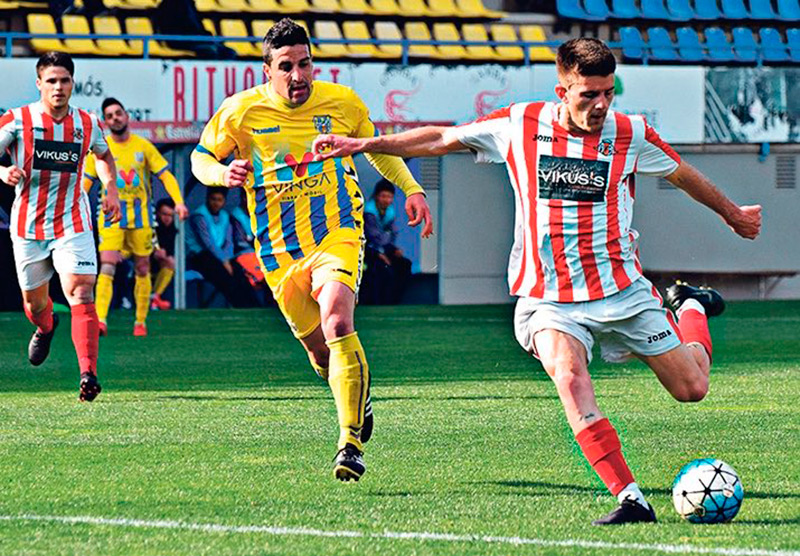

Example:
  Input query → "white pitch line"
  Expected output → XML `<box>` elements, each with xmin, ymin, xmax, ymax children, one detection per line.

<box><xmin>0</xmin><ymin>514</ymin><xmax>798</xmax><ymax>556</ymax></box>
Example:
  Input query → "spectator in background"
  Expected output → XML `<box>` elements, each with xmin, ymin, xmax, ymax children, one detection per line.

<box><xmin>151</xmin><ymin>198</ymin><xmax>178</xmax><ymax>310</ymax></box>
<box><xmin>229</xmin><ymin>192</ymin><xmax>268</xmax><ymax>293</ymax></box>
<box><xmin>186</xmin><ymin>188</ymin><xmax>260</xmax><ymax>308</ymax></box>
<box><xmin>0</xmin><ymin>163</ymin><xmax>22</xmax><ymax>311</ymax></box>
<box><xmin>362</xmin><ymin>180</ymin><xmax>412</xmax><ymax>305</ymax></box>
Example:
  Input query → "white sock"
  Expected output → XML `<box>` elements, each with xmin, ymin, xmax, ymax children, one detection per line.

<box><xmin>676</xmin><ymin>298</ymin><xmax>705</xmax><ymax>319</ymax></box>
<box><xmin>618</xmin><ymin>482</ymin><xmax>649</xmax><ymax>509</ymax></box>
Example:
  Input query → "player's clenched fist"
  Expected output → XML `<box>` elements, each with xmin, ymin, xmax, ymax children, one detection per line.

<box><xmin>727</xmin><ymin>204</ymin><xmax>762</xmax><ymax>240</ymax></box>
<box><xmin>312</xmin><ymin>134</ymin><xmax>363</xmax><ymax>161</ymax></box>
<box><xmin>224</xmin><ymin>159</ymin><xmax>254</xmax><ymax>188</ymax></box>
<box><xmin>102</xmin><ymin>188</ymin><xmax>121</xmax><ymax>224</ymax></box>
<box><xmin>0</xmin><ymin>165</ymin><xmax>26</xmax><ymax>186</ymax></box>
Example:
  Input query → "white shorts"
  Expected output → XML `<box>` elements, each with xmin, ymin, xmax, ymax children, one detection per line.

<box><xmin>514</xmin><ymin>277</ymin><xmax>682</xmax><ymax>364</ymax></box>
<box><xmin>12</xmin><ymin>231</ymin><xmax>97</xmax><ymax>291</ymax></box>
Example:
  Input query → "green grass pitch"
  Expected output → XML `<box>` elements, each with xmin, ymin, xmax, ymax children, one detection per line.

<box><xmin>0</xmin><ymin>301</ymin><xmax>798</xmax><ymax>556</ymax></box>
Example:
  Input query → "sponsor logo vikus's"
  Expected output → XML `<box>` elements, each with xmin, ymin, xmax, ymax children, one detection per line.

<box><xmin>32</xmin><ymin>139</ymin><xmax>81</xmax><ymax>173</ymax></box>
<box><xmin>537</xmin><ymin>155</ymin><xmax>610</xmax><ymax>203</ymax></box>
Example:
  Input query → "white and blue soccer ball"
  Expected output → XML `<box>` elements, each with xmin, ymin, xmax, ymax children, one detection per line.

<box><xmin>672</xmin><ymin>458</ymin><xmax>744</xmax><ymax>523</ymax></box>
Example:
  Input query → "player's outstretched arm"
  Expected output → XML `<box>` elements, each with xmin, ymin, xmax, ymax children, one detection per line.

<box><xmin>96</xmin><ymin>149</ymin><xmax>121</xmax><ymax>223</ymax></box>
<box><xmin>313</xmin><ymin>126</ymin><xmax>465</xmax><ymax>161</ymax></box>
<box><xmin>665</xmin><ymin>161</ymin><xmax>762</xmax><ymax>240</ymax></box>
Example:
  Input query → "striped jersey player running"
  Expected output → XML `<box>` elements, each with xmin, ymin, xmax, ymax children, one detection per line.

<box><xmin>0</xmin><ymin>52</ymin><xmax>121</xmax><ymax>402</ymax></box>
<box><xmin>312</xmin><ymin>38</ymin><xmax>762</xmax><ymax>524</ymax></box>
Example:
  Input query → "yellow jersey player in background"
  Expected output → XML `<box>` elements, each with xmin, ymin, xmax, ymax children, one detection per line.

<box><xmin>84</xmin><ymin>98</ymin><xmax>189</xmax><ymax>337</ymax></box>
<box><xmin>191</xmin><ymin>18</ymin><xmax>433</xmax><ymax>481</ymax></box>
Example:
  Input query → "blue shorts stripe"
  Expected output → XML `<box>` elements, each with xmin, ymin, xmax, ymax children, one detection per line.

<box><xmin>309</xmin><ymin>195</ymin><xmax>329</xmax><ymax>245</ymax></box>
<box><xmin>280</xmin><ymin>200</ymin><xmax>304</xmax><ymax>260</ymax></box>
<box><xmin>334</xmin><ymin>159</ymin><xmax>355</xmax><ymax>229</ymax></box>
<box><xmin>254</xmin><ymin>187</ymin><xmax>278</xmax><ymax>272</ymax></box>
<box><xmin>133</xmin><ymin>198</ymin><xmax>143</xmax><ymax>228</ymax></box>
<box><xmin>119</xmin><ymin>200</ymin><xmax>128</xmax><ymax>228</ymax></box>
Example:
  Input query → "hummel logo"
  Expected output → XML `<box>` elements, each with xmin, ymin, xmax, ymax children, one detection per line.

<box><xmin>284</xmin><ymin>152</ymin><xmax>315</xmax><ymax>177</ymax></box>
<box><xmin>254</xmin><ymin>125</ymin><xmax>280</xmax><ymax>134</ymax></box>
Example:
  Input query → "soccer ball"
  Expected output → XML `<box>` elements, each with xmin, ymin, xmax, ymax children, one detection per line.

<box><xmin>672</xmin><ymin>458</ymin><xmax>744</xmax><ymax>523</ymax></box>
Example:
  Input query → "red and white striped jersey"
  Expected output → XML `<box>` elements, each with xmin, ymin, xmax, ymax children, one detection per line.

<box><xmin>449</xmin><ymin>101</ymin><xmax>680</xmax><ymax>303</ymax></box>
<box><xmin>0</xmin><ymin>101</ymin><xmax>108</xmax><ymax>240</ymax></box>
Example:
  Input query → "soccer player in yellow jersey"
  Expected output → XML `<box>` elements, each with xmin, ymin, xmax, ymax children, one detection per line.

<box><xmin>84</xmin><ymin>98</ymin><xmax>189</xmax><ymax>337</ymax></box>
<box><xmin>191</xmin><ymin>19</ymin><xmax>433</xmax><ymax>481</ymax></box>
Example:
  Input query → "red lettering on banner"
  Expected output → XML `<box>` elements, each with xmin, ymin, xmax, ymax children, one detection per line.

<box><xmin>225</xmin><ymin>67</ymin><xmax>236</xmax><ymax>97</ymax></box>
<box><xmin>330</xmin><ymin>68</ymin><xmax>339</xmax><ymax>83</ymax></box>
<box><xmin>206</xmin><ymin>66</ymin><xmax>216</xmax><ymax>119</ymax></box>
<box><xmin>313</xmin><ymin>68</ymin><xmax>322</xmax><ymax>80</ymax></box>
<box><xmin>192</xmin><ymin>67</ymin><xmax>198</xmax><ymax>121</ymax></box>
<box><xmin>174</xmin><ymin>66</ymin><xmax>185</xmax><ymax>122</ymax></box>
<box><xmin>244</xmin><ymin>67</ymin><xmax>255</xmax><ymax>89</ymax></box>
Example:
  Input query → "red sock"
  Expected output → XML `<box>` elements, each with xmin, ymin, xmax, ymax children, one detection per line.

<box><xmin>678</xmin><ymin>307</ymin><xmax>712</xmax><ymax>360</ymax></box>
<box><xmin>24</xmin><ymin>297</ymin><xmax>53</xmax><ymax>333</ymax></box>
<box><xmin>71</xmin><ymin>303</ymin><xmax>99</xmax><ymax>375</ymax></box>
<box><xmin>575</xmin><ymin>418</ymin><xmax>635</xmax><ymax>496</ymax></box>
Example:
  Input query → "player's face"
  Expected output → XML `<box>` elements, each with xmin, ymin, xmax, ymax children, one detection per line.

<box><xmin>207</xmin><ymin>193</ymin><xmax>226</xmax><ymax>215</ymax></box>
<box><xmin>264</xmin><ymin>44</ymin><xmax>314</xmax><ymax>106</ymax></box>
<box><xmin>157</xmin><ymin>206</ymin><xmax>174</xmax><ymax>227</ymax></box>
<box><xmin>103</xmin><ymin>104</ymin><xmax>129</xmax><ymax>135</ymax></box>
<box><xmin>36</xmin><ymin>66</ymin><xmax>73</xmax><ymax>112</ymax></box>
<box><xmin>556</xmin><ymin>72</ymin><xmax>615</xmax><ymax>134</ymax></box>
<box><xmin>375</xmin><ymin>191</ymin><xmax>394</xmax><ymax>211</ymax></box>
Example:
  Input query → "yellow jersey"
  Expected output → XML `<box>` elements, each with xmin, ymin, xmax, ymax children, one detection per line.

<box><xmin>85</xmin><ymin>134</ymin><xmax>169</xmax><ymax>229</ymax></box>
<box><xmin>193</xmin><ymin>81</ymin><xmax>423</xmax><ymax>274</ymax></box>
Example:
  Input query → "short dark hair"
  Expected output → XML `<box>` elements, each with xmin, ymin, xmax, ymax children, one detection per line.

<box><xmin>207</xmin><ymin>187</ymin><xmax>228</xmax><ymax>200</ymax></box>
<box><xmin>263</xmin><ymin>18</ymin><xmax>311</xmax><ymax>64</ymax></box>
<box><xmin>101</xmin><ymin>97</ymin><xmax>124</xmax><ymax>114</ymax></box>
<box><xmin>556</xmin><ymin>38</ymin><xmax>616</xmax><ymax>78</ymax></box>
<box><xmin>36</xmin><ymin>51</ymin><xmax>74</xmax><ymax>77</ymax></box>
<box><xmin>156</xmin><ymin>198</ymin><xmax>175</xmax><ymax>212</ymax></box>
<box><xmin>373</xmin><ymin>179</ymin><xmax>395</xmax><ymax>197</ymax></box>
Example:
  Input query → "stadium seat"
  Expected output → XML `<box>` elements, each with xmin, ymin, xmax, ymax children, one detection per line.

<box><xmin>648</xmin><ymin>26</ymin><xmax>679</xmax><ymax>60</ymax></box>
<box><xmin>277</xmin><ymin>0</ymin><xmax>312</xmax><ymax>12</ymax></box>
<box><xmin>704</xmin><ymin>27</ymin><xmax>735</xmax><ymax>62</ymax></box>
<box><xmin>694</xmin><ymin>0</ymin><xmax>722</xmax><ymax>19</ymax></box>
<box><xmin>342</xmin><ymin>20</ymin><xmax>395</xmax><ymax>58</ymax></box>
<box><xmin>556</xmin><ymin>0</ymin><xmax>603</xmax><ymax>20</ymax></box>
<box><xmin>676</xmin><ymin>26</ymin><xmax>705</xmax><ymax>61</ymax></box>
<box><xmin>310</xmin><ymin>0</ymin><xmax>340</xmax><ymax>12</ymax></box>
<box><xmin>664</xmin><ymin>0</ymin><xmax>693</xmax><ymax>20</ymax></box>
<box><xmin>109</xmin><ymin>0</ymin><xmax>160</xmax><ymax>7</ymax></box>
<box><xmin>292</xmin><ymin>19</ymin><xmax>322</xmax><ymax>56</ymax></box>
<box><xmin>461</xmin><ymin>23</ymin><xmax>496</xmax><ymax>60</ymax></box>
<box><xmin>777</xmin><ymin>0</ymin><xmax>800</xmax><ymax>20</ymax></box>
<box><xmin>720</xmin><ymin>0</ymin><xmax>749</xmax><ymax>19</ymax></box>
<box><xmin>314</xmin><ymin>21</ymin><xmax>349</xmax><ymax>57</ymax></box>
<box><xmin>399</xmin><ymin>0</ymin><xmax>432</xmax><ymax>17</ymax></box>
<box><xmin>584</xmin><ymin>0</ymin><xmax>611</xmax><ymax>19</ymax></box>
<box><xmin>374</xmin><ymin>21</ymin><xmax>403</xmax><ymax>57</ymax></box>
<box><xmin>759</xmin><ymin>27</ymin><xmax>790</xmax><ymax>61</ymax></box>
<box><xmin>610</xmin><ymin>0</ymin><xmax>640</xmax><ymax>18</ymax></box>
<box><xmin>248</xmin><ymin>0</ymin><xmax>290</xmax><ymax>10</ymax></box>
<box><xmin>641</xmin><ymin>0</ymin><xmax>674</xmax><ymax>19</ymax></box>
<box><xmin>731</xmin><ymin>26</ymin><xmax>758</xmax><ymax>62</ymax></box>
<box><xmin>520</xmin><ymin>25</ymin><xmax>556</xmax><ymax>61</ymax></box>
<box><xmin>749</xmin><ymin>0</ymin><xmax>778</xmax><ymax>18</ymax></box>
<box><xmin>202</xmin><ymin>18</ymin><xmax>216</xmax><ymax>35</ymax></box>
<box><xmin>340</xmin><ymin>0</ymin><xmax>376</xmax><ymax>14</ymax></box>
<box><xmin>619</xmin><ymin>26</ymin><xmax>646</xmax><ymax>61</ymax></box>
<box><xmin>0</xmin><ymin>1</ymin><xmax>20</xmax><ymax>8</ymax></box>
<box><xmin>61</xmin><ymin>15</ymin><xmax>104</xmax><ymax>55</ymax></box>
<box><xmin>404</xmin><ymin>22</ymin><xmax>438</xmax><ymax>58</ymax></box>
<box><xmin>369</xmin><ymin>0</ymin><xmax>401</xmax><ymax>15</ymax></box>
<box><xmin>432</xmin><ymin>22</ymin><xmax>469</xmax><ymax>60</ymax></box>
<box><xmin>94</xmin><ymin>16</ymin><xmax>141</xmax><ymax>56</ymax></box>
<box><xmin>27</xmin><ymin>14</ymin><xmax>65</xmax><ymax>53</ymax></box>
<box><xmin>455</xmin><ymin>0</ymin><xmax>505</xmax><ymax>18</ymax></box>
<box><xmin>490</xmin><ymin>23</ymin><xmax>524</xmax><ymax>61</ymax></box>
<box><xmin>787</xmin><ymin>28</ymin><xmax>800</xmax><ymax>61</ymax></box>
<box><xmin>220</xmin><ymin>19</ymin><xmax>260</xmax><ymax>57</ymax></box>
<box><xmin>206</xmin><ymin>0</ymin><xmax>248</xmax><ymax>10</ymax></box>
<box><xmin>125</xmin><ymin>17</ymin><xmax>195</xmax><ymax>57</ymax></box>
<box><xmin>428</xmin><ymin>0</ymin><xmax>459</xmax><ymax>17</ymax></box>
<box><xmin>252</xmin><ymin>19</ymin><xmax>275</xmax><ymax>47</ymax></box>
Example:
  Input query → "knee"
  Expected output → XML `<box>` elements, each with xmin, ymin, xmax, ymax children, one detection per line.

<box><xmin>134</xmin><ymin>258</ymin><xmax>150</xmax><ymax>276</ymax></box>
<box><xmin>165</xmin><ymin>256</ymin><xmax>175</xmax><ymax>270</ymax></box>
<box><xmin>322</xmin><ymin>313</ymin><xmax>354</xmax><ymax>339</ymax></box>
<box><xmin>100</xmin><ymin>262</ymin><xmax>116</xmax><ymax>276</ymax></box>
<box><xmin>551</xmin><ymin>363</ymin><xmax>592</xmax><ymax>397</ymax></box>
<box><xmin>66</xmin><ymin>284</ymin><xmax>94</xmax><ymax>305</ymax></box>
<box><xmin>23</xmin><ymin>297</ymin><xmax>47</xmax><ymax>315</ymax></box>
<box><xmin>672</xmin><ymin>376</ymin><xmax>709</xmax><ymax>403</ymax></box>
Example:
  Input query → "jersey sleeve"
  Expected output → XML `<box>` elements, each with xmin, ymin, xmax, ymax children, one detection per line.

<box><xmin>634</xmin><ymin>120</ymin><xmax>681</xmax><ymax>177</ymax></box>
<box><xmin>145</xmin><ymin>140</ymin><xmax>169</xmax><ymax>175</ymax></box>
<box><xmin>89</xmin><ymin>114</ymin><xmax>109</xmax><ymax>156</ymax></box>
<box><xmin>196</xmin><ymin>97</ymin><xmax>238</xmax><ymax>160</ymax></box>
<box><xmin>0</xmin><ymin>111</ymin><xmax>16</xmax><ymax>153</ymax></box>
<box><xmin>347</xmin><ymin>89</ymin><xmax>377</xmax><ymax>139</ymax></box>
<box><xmin>444</xmin><ymin>106</ymin><xmax>512</xmax><ymax>164</ymax></box>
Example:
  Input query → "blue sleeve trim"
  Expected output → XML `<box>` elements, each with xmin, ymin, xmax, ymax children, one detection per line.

<box><xmin>194</xmin><ymin>144</ymin><xmax>216</xmax><ymax>158</ymax></box>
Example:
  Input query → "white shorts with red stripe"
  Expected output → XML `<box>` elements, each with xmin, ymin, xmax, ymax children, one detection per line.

<box><xmin>514</xmin><ymin>276</ymin><xmax>682</xmax><ymax>364</ymax></box>
<box><xmin>12</xmin><ymin>231</ymin><xmax>97</xmax><ymax>291</ymax></box>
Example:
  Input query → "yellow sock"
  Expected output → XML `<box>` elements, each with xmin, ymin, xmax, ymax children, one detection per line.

<box><xmin>95</xmin><ymin>273</ymin><xmax>114</xmax><ymax>323</ymax></box>
<box><xmin>307</xmin><ymin>353</ymin><xmax>328</xmax><ymax>380</ymax></box>
<box><xmin>134</xmin><ymin>274</ymin><xmax>152</xmax><ymax>324</ymax></box>
<box><xmin>327</xmin><ymin>332</ymin><xmax>369</xmax><ymax>452</ymax></box>
<box><xmin>154</xmin><ymin>267</ymin><xmax>174</xmax><ymax>296</ymax></box>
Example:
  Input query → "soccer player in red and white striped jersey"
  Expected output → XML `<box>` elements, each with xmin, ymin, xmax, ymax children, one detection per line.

<box><xmin>0</xmin><ymin>52</ymin><xmax>120</xmax><ymax>402</ymax></box>
<box><xmin>313</xmin><ymin>38</ymin><xmax>762</xmax><ymax>524</ymax></box>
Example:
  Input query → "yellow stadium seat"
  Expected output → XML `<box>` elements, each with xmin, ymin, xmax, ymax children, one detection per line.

<box><xmin>428</xmin><ymin>0</ymin><xmax>458</xmax><ymax>17</ymax></box>
<box><xmin>456</xmin><ymin>0</ymin><xmax>505</xmax><ymax>17</ymax></box>
<box><xmin>193</xmin><ymin>0</ymin><xmax>217</xmax><ymax>11</ymax></box>
<box><xmin>490</xmin><ymin>23</ymin><xmax>523</xmax><ymax>61</ymax></box>
<box><xmin>398</xmin><ymin>0</ymin><xmax>430</xmax><ymax>16</ymax></box>
<box><xmin>374</xmin><ymin>21</ymin><xmax>402</xmax><ymax>57</ymax></box>
<box><xmin>520</xmin><ymin>24</ymin><xmax>556</xmax><ymax>62</ymax></box>
<box><xmin>252</xmin><ymin>19</ymin><xmax>275</xmax><ymax>40</ymax></box>
<box><xmin>125</xmin><ymin>17</ymin><xmax>195</xmax><ymax>57</ymax></box>
<box><xmin>369</xmin><ymin>0</ymin><xmax>400</xmax><ymax>15</ymax></box>
<box><xmin>202</xmin><ymin>18</ymin><xmax>216</xmax><ymax>35</ymax></box>
<box><xmin>27</xmin><ymin>14</ymin><xmax>65</xmax><ymax>53</ymax></box>
<box><xmin>343</xmin><ymin>20</ymin><xmax>395</xmax><ymax>58</ymax></box>
<box><xmin>217</xmin><ymin>0</ymin><xmax>254</xmax><ymax>10</ymax></box>
<box><xmin>93</xmin><ymin>16</ymin><xmax>140</xmax><ymax>56</ymax></box>
<box><xmin>278</xmin><ymin>0</ymin><xmax>311</xmax><ymax>12</ymax></box>
<box><xmin>0</xmin><ymin>2</ymin><xmax>20</xmax><ymax>8</ymax></box>
<box><xmin>221</xmin><ymin>19</ymin><xmax>261</xmax><ymax>57</ymax></box>
<box><xmin>461</xmin><ymin>23</ymin><xmax>495</xmax><ymax>60</ymax></box>
<box><xmin>340</xmin><ymin>0</ymin><xmax>375</xmax><ymax>14</ymax></box>
<box><xmin>310</xmin><ymin>0</ymin><xmax>340</xmax><ymax>11</ymax></box>
<box><xmin>404</xmin><ymin>22</ymin><xmax>437</xmax><ymax>58</ymax></box>
<box><xmin>61</xmin><ymin>15</ymin><xmax>103</xmax><ymax>55</ymax></box>
<box><xmin>248</xmin><ymin>0</ymin><xmax>289</xmax><ymax>11</ymax></box>
<box><xmin>432</xmin><ymin>23</ymin><xmax>467</xmax><ymax>60</ymax></box>
<box><xmin>313</xmin><ymin>20</ymin><xmax>348</xmax><ymax>58</ymax></box>
<box><xmin>121</xmin><ymin>0</ymin><xmax>161</xmax><ymax>7</ymax></box>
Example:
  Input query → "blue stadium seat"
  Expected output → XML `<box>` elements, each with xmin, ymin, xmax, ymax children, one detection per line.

<box><xmin>777</xmin><ymin>0</ymin><xmax>800</xmax><ymax>20</ymax></box>
<box><xmin>694</xmin><ymin>0</ymin><xmax>722</xmax><ymax>19</ymax></box>
<box><xmin>556</xmin><ymin>0</ymin><xmax>604</xmax><ymax>19</ymax></box>
<box><xmin>610</xmin><ymin>0</ymin><xmax>640</xmax><ymax>18</ymax></box>
<box><xmin>665</xmin><ymin>0</ymin><xmax>694</xmax><ymax>20</ymax></box>
<box><xmin>759</xmin><ymin>27</ymin><xmax>790</xmax><ymax>61</ymax></box>
<box><xmin>676</xmin><ymin>26</ymin><xmax>705</xmax><ymax>61</ymax></box>
<box><xmin>749</xmin><ymin>0</ymin><xmax>778</xmax><ymax>18</ymax></box>
<box><xmin>619</xmin><ymin>26</ymin><xmax>646</xmax><ymax>60</ymax></box>
<box><xmin>720</xmin><ymin>0</ymin><xmax>750</xmax><ymax>19</ymax></box>
<box><xmin>584</xmin><ymin>0</ymin><xmax>611</xmax><ymax>19</ymax></box>
<box><xmin>641</xmin><ymin>0</ymin><xmax>673</xmax><ymax>19</ymax></box>
<box><xmin>648</xmin><ymin>26</ymin><xmax>679</xmax><ymax>60</ymax></box>
<box><xmin>732</xmin><ymin>27</ymin><xmax>758</xmax><ymax>62</ymax></box>
<box><xmin>787</xmin><ymin>28</ymin><xmax>800</xmax><ymax>61</ymax></box>
<box><xmin>705</xmin><ymin>27</ymin><xmax>735</xmax><ymax>62</ymax></box>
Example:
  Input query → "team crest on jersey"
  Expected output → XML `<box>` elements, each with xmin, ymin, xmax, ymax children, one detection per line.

<box><xmin>596</xmin><ymin>138</ymin><xmax>617</xmax><ymax>156</ymax></box>
<box><xmin>313</xmin><ymin>115</ymin><xmax>332</xmax><ymax>134</ymax></box>
<box><xmin>74</xmin><ymin>128</ymin><xmax>83</xmax><ymax>140</ymax></box>
<box><xmin>135</xmin><ymin>152</ymin><xmax>144</xmax><ymax>163</ymax></box>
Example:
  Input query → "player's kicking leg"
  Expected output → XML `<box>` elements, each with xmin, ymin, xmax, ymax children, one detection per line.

<box><xmin>22</xmin><ymin>282</ymin><xmax>59</xmax><ymax>366</ymax></box>
<box><xmin>61</xmin><ymin>273</ymin><xmax>102</xmax><ymax>402</ymax></box>
<box><xmin>534</xmin><ymin>329</ymin><xmax>657</xmax><ymax>525</ymax></box>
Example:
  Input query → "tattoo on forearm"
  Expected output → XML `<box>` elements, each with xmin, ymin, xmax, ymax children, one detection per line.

<box><xmin>579</xmin><ymin>412</ymin><xmax>596</xmax><ymax>422</ymax></box>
